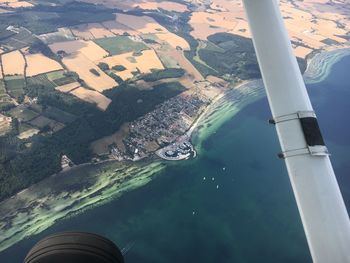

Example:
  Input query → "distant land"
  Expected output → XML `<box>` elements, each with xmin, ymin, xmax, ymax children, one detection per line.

<box><xmin>0</xmin><ymin>0</ymin><xmax>349</xmax><ymax>210</ymax></box>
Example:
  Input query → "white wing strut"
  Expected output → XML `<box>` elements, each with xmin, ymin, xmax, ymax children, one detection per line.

<box><xmin>242</xmin><ymin>0</ymin><xmax>350</xmax><ymax>262</ymax></box>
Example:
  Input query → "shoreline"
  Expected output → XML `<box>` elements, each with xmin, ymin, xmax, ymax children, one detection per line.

<box><xmin>304</xmin><ymin>48</ymin><xmax>350</xmax><ymax>84</ymax></box>
<box><xmin>0</xmin><ymin>48</ymin><xmax>349</xmax><ymax>253</ymax></box>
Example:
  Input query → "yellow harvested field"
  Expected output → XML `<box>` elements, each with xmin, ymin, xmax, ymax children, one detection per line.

<box><xmin>55</xmin><ymin>82</ymin><xmax>81</xmax><ymax>93</ymax></box>
<box><xmin>70</xmin><ymin>87</ymin><xmax>112</xmax><ymax>111</ymax></box>
<box><xmin>7</xmin><ymin>1</ymin><xmax>33</xmax><ymax>8</ymax></box>
<box><xmin>166</xmin><ymin>49</ymin><xmax>203</xmax><ymax>82</ymax></box>
<box><xmin>71</xmin><ymin>23</ymin><xmax>115</xmax><ymax>40</ymax></box>
<box><xmin>294</xmin><ymin>46</ymin><xmax>313</xmax><ymax>59</ymax></box>
<box><xmin>81</xmin><ymin>0</ymin><xmax>188</xmax><ymax>12</ymax></box>
<box><xmin>1</xmin><ymin>50</ymin><xmax>25</xmax><ymax>76</ymax></box>
<box><xmin>187</xmin><ymin>0</ymin><xmax>350</xmax><ymax>52</ymax></box>
<box><xmin>25</xmin><ymin>53</ymin><xmax>63</xmax><ymax>77</ymax></box>
<box><xmin>99</xmin><ymin>49</ymin><xmax>164</xmax><ymax>81</ymax></box>
<box><xmin>62</xmin><ymin>54</ymin><xmax>118</xmax><ymax>92</ymax></box>
<box><xmin>17</xmin><ymin>128</ymin><xmax>40</xmax><ymax>140</ymax></box>
<box><xmin>133</xmin><ymin>1</ymin><xmax>188</xmax><ymax>12</ymax></box>
<box><xmin>190</xmin><ymin>11</ymin><xmax>239</xmax><ymax>40</ymax></box>
<box><xmin>49</xmin><ymin>40</ymin><xmax>109</xmax><ymax>62</ymax></box>
<box><xmin>155</xmin><ymin>32</ymin><xmax>190</xmax><ymax>50</ymax></box>
<box><xmin>116</xmin><ymin>14</ymin><xmax>167</xmax><ymax>34</ymax></box>
<box><xmin>112</xmin><ymin>14</ymin><xmax>189</xmax><ymax>50</ymax></box>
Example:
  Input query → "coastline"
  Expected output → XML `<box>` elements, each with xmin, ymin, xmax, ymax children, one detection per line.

<box><xmin>0</xmin><ymin>48</ymin><xmax>349</xmax><ymax>253</ymax></box>
<box><xmin>304</xmin><ymin>48</ymin><xmax>350</xmax><ymax>84</ymax></box>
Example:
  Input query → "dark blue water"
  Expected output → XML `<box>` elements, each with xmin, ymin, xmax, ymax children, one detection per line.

<box><xmin>1</xmin><ymin>55</ymin><xmax>349</xmax><ymax>263</ymax></box>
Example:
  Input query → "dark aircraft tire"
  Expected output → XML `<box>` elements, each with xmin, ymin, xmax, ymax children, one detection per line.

<box><xmin>24</xmin><ymin>232</ymin><xmax>124</xmax><ymax>263</ymax></box>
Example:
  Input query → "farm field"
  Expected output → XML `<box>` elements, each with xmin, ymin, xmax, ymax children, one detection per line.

<box><xmin>103</xmin><ymin>14</ymin><xmax>190</xmax><ymax>50</ymax></box>
<box><xmin>38</xmin><ymin>28</ymin><xmax>75</xmax><ymax>45</ymax></box>
<box><xmin>132</xmin><ymin>1</ymin><xmax>188</xmax><ymax>12</ymax></box>
<box><xmin>27</xmin><ymin>74</ymin><xmax>57</xmax><ymax>90</ymax></box>
<box><xmin>82</xmin><ymin>0</ymin><xmax>188</xmax><ymax>12</ymax></box>
<box><xmin>42</xmin><ymin>106</ymin><xmax>76</xmax><ymax>124</ymax></box>
<box><xmin>55</xmin><ymin>82</ymin><xmax>80</xmax><ymax>93</ymax></box>
<box><xmin>62</xmin><ymin>54</ymin><xmax>118</xmax><ymax>92</ymax></box>
<box><xmin>25</xmin><ymin>53</ymin><xmax>63</xmax><ymax>77</ymax></box>
<box><xmin>99</xmin><ymin>49</ymin><xmax>164</xmax><ymax>81</ymax></box>
<box><xmin>7</xmin><ymin>105</ymin><xmax>39</xmax><ymax>122</ymax></box>
<box><xmin>71</xmin><ymin>23</ymin><xmax>115</xmax><ymax>39</ymax></box>
<box><xmin>17</xmin><ymin>128</ymin><xmax>39</xmax><ymax>140</ymax></box>
<box><xmin>0</xmin><ymin>0</ymin><xmax>33</xmax><ymax>8</ymax></box>
<box><xmin>47</xmin><ymin>71</ymin><xmax>76</xmax><ymax>86</ymax></box>
<box><xmin>0</xmin><ymin>80</ymin><xmax>12</xmax><ymax>110</ymax></box>
<box><xmin>49</xmin><ymin>40</ymin><xmax>109</xmax><ymax>62</ymax></box>
<box><xmin>0</xmin><ymin>113</ymin><xmax>12</xmax><ymax>136</ymax></box>
<box><xmin>70</xmin><ymin>87</ymin><xmax>112</xmax><ymax>111</ymax></box>
<box><xmin>29</xmin><ymin>115</ymin><xmax>65</xmax><ymax>132</ymax></box>
<box><xmin>188</xmin><ymin>0</ymin><xmax>350</xmax><ymax>58</ymax></box>
<box><xmin>1</xmin><ymin>50</ymin><xmax>25</xmax><ymax>75</ymax></box>
<box><xmin>94</xmin><ymin>36</ymin><xmax>147</xmax><ymax>55</ymax></box>
<box><xmin>4</xmin><ymin>75</ymin><xmax>25</xmax><ymax>100</ymax></box>
<box><xmin>0</xmin><ymin>27</ymin><xmax>36</xmax><ymax>51</ymax></box>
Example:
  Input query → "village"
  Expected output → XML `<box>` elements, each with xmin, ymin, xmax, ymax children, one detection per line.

<box><xmin>106</xmin><ymin>91</ymin><xmax>209</xmax><ymax>161</ymax></box>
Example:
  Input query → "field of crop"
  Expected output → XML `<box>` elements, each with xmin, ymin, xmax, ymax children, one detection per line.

<box><xmin>25</xmin><ymin>53</ymin><xmax>63</xmax><ymax>77</ymax></box>
<box><xmin>62</xmin><ymin>54</ymin><xmax>118</xmax><ymax>92</ymax></box>
<box><xmin>0</xmin><ymin>80</ymin><xmax>12</xmax><ymax>110</ymax></box>
<box><xmin>103</xmin><ymin>14</ymin><xmax>189</xmax><ymax>50</ymax></box>
<box><xmin>42</xmin><ymin>106</ymin><xmax>76</xmax><ymax>124</ymax></box>
<box><xmin>0</xmin><ymin>0</ymin><xmax>33</xmax><ymax>8</ymax></box>
<box><xmin>132</xmin><ymin>1</ymin><xmax>188</xmax><ymax>12</ymax></box>
<box><xmin>99</xmin><ymin>49</ymin><xmax>164</xmax><ymax>81</ymax></box>
<box><xmin>71</xmin><ymin>23</ymin><xmax>115</xmax><ymax>40</ymax></box>
<box><xmin>0</xmin><ymin>27</ymin><xmax>36</xmax><ymax>51</ymax></box>
<box><xmin>70</xmin><ymin>87</ymin><xmax>111</xmax><ymax>111</ymax></box>
<box><xmin>52</xmin><ymin>75</ymin><xmax>76</xmax><ymax>86</ymax></box>
<box><xmin>4</xmin><ymin>76</ymin><xmax>26</xmax><ymax>100</ymax></box>
<box><xmin>17</xmin><ymin>128</ymin><xmax>40</xmax><ymax>140</ymax></box>
<box><xmin>1</xmin><ymin>50</ymin><xmax>25</xmax><ymax>76</ymax></box>
<box><xmin>46</xmin><ymin>70</ymin><xmax>65</xmax><ymax>81</ymax></box>
<box><xmin>94</xmin><ymin>36</ymin><xmax>147</xmax><ymax>55</ymax></box>
<box><xmin>27</xmin><ymin>74</ymin><xmax>56</xmax><ymax>89</ymax></box>
<box><xmin>38</xmin><ymin>28</ymin><xmax>75</xmax><ymax>45</ymax></box>
<box><xmin>8</xmin><ymin>106</ymin><xmax>39</xmax><ymax>122</ymax></box>
<box><xmin>49</xmin><ymin>40</ymin><xmax>109</xmax><ymax>62</ymax></box>
<box><xmin>55</xmin><ymin>82</ymin><xmax>80</xmax><ymax>93</ymax></box>
<box><xmin>29</xmin><ymin>115</ymin><xmax>65</xmax><ymax>132</ymax></box>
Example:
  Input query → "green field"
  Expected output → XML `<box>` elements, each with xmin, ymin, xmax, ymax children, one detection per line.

<box><xmin>8</xmin><ymin>106</ymin><xmax>40</xmax><ymax>122</ymax></box>
<box><xmin>42</xmin><ymin>106</ymin><xmax>76</xmax><ymax>124</ymax></box>
<box><xmin>141</xmin><ymin>68</ymin><xmax>185</xmax><ymax>82</ymax></box>
<box><xmin>29</xmin><ymin>115</ymin><xmax>65</xmax><ymax>132</ymax></box>
<box><xmin>94</xmin><ymin>36</ymin><xmax>148</xmax><ymax>55</ymax></box>
<box><xmin>0</xmin><ymin>80</ymin><xmax>13</xmax><ymax>111</ymax></box>
<box><xmin>27</xmin><ymin>74</ymin><xmax>56</xmax><ymax>90</ymax></box>
<box><xmin>5</xmin><ymin>76</ymin><xmax>26</xmax><ymax>101</ymax></box>
<box><xmin>18</xmin><ymin>123</ymin><xmax>35</xmax><ymax>134</ymax></box>
<box><xmin>46</xmin><ymin>70</ymin><xmax>66</xmax><ymax>81</ymax></box>
<box><xmin>0</xmin><ymin>80</ymin><xmax>10</xmax><ymax>102</ymax></box>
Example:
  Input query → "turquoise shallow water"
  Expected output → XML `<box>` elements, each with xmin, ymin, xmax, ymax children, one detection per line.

<box><xmin>1</xmin><ymin>55</ymin><xmax>350</xmax><ymax>262</ymax></box>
